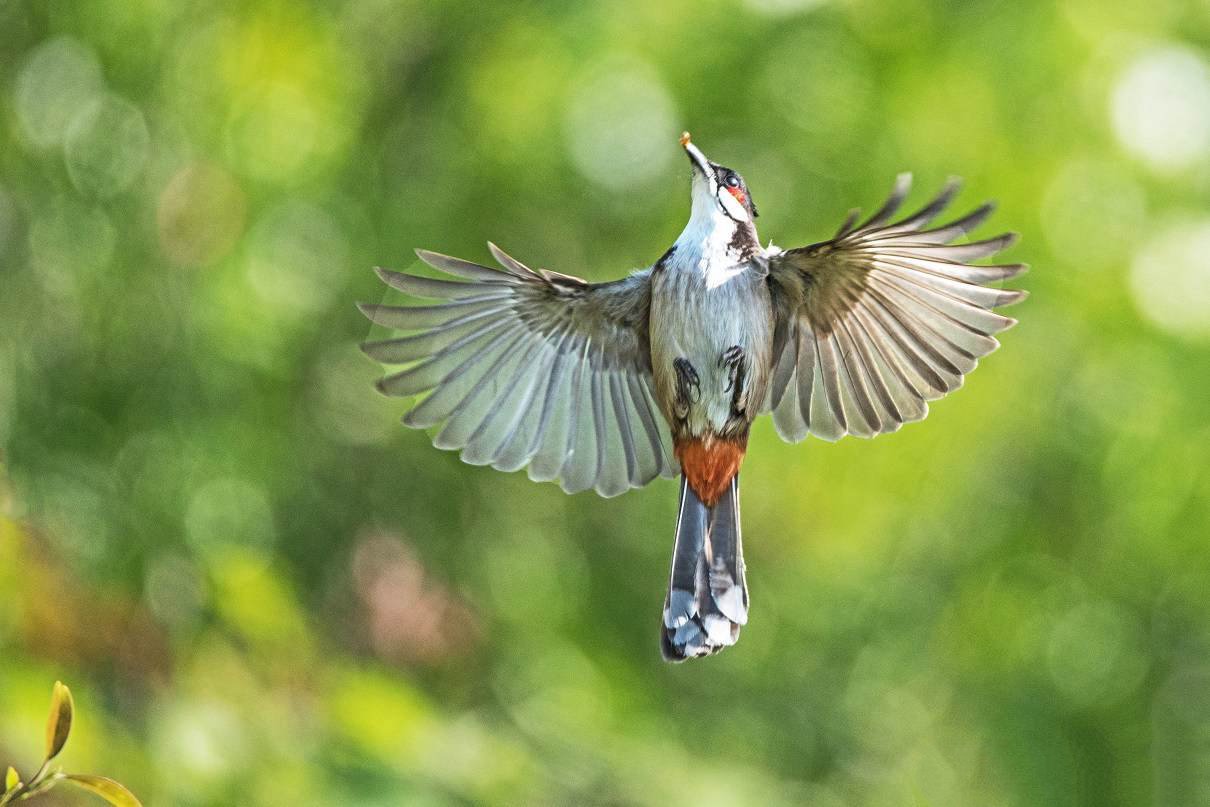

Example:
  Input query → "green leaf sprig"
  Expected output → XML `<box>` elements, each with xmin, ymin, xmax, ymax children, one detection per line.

<box><xmin>0</xmin><ymin>682</ymin><xmax>141</xmax><ymax>807</ymax></box>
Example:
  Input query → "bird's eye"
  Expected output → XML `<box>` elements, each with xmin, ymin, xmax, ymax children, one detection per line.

<box><xmin>725</xmin><ymin>174</ymin><xmax>741</xmax><ymax>188</ymax></box>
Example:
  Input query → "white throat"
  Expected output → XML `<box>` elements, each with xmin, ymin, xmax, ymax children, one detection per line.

<box><xmin>671</xmin><ymin>179</ymin><xmax>761</xmax><ymax>288</ymax></box>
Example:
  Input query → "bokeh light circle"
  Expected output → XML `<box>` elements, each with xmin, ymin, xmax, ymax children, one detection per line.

<box><xmin>63</xmin><ymin>94</ymin><xmax>151</xmax><ymax>198</ymax></box>
<box><xmin>0</xmin><ymin>346</ymin><xmax>14</xmax><ymax>450</ymax></box>
<box><xmin>760</xmin><ymin>31</ymin><xmax>872</xmax><ymax>147</ymax></box>
<box><xmin>145</xmin><ymin>553</ymin><xmax>208</xmax><ymax>630</ymax></box>
<box><xmin>28</xmin><ymin>199</ymin><xmax>116</xmax><ymax>293</ymax></box>
<box><xmin>185</xmin><ymin>477</ymin><xmax>277</xmax><ymax>560</ymax></box>
<box><xmin>1040</xmin><ymin>157</ymin><xmax>1145</xmax><ymax>271</ymax></box>
<box><xmin>1046</xmin><ymin>601</ymin><xmax>1147</xmax><ymax>707</ymax></box>
<box><xmin>157</xmin><ymin>162</ymin><xmax>247</xmax><ymax>267</ymax></box>
<box><xmin>0</xmin><ymin>185</ymin><xmax>16</xmax><ymax>258</ymax></box>
<box><xmin>564</xmin><ymin>58</ymin><xmax>677</xmax><ymax>191</ymax></box>
<box><xmin>14</xmin><ymin>36</ymin><xmax>104</xmax><ymax>149</ymax></box>
<box><xmin>226</xmin><ymin>83</ymin><xmax>336</xmax><ymax>184</ymax></box>
<box><xmin>311</xmin><ymin>344</ymin><xmax>394</xmax><ymax>446</ymax></box>
<box><xmin>743</xmin><ymin>0</ymin><xmax>827</xmax><ymax>15</ymax></box>
<box><xmin>245</xmin><ymin>202</ymin><xmax>348</xmax><ymax>315</ymax></box>
<box><xmin>1112</xmin><ymin>45</ymin><xmax>1210</xmax><ymax>174</ymax></box>
<box><xmin>1130</xmin><ymin>216</ymin><xmax>1210</xmax><ymax>340</ymax></box>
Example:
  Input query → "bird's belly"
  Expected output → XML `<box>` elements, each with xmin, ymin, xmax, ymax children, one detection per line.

<box><xmin>650</xmin><ymin>269</ymin><xmax>773</xmax><ymax>437</ymax></box>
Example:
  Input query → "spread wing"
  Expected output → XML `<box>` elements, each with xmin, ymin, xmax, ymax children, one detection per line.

<box><xmin>764</xmin><ymin>174</ymin><xmax>1027</xmax><ymax>442</ymax></box>
<box><xmin>359</xmin><ymin>244</ymin><xmax>677</xmax><ymax>497</ymax></box>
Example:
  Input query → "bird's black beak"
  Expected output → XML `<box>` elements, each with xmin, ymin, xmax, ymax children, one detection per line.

<box><xmin>680</xmin><ymin>132</ymin><xmax>712</xmax><ymax>180</ymax></box>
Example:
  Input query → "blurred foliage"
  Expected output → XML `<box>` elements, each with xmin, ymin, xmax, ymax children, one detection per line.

<box><xmin>1</xmin><ymin>682</ymin><xmax>140</xmax><ymax>806</ymax></box>
<box><xmin>2</xmin><ymin>0</ymin><xmax>1210</xmax><ymax>805</ymax></box>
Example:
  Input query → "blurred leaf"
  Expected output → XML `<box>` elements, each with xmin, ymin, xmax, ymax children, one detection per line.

<box><xmin>44</xmin><ymin>681</ymin><xmax>73</xmax><ymax>761</ymax></box>
<box><xmin>60</xmin><ymin>775</ymin><xmax>142</xmax><ymax>807</ymax></box>
<box><xmin>4</xmin><ymin>766</ymin><xmax>19</xmax><ymax>792</ymax></box>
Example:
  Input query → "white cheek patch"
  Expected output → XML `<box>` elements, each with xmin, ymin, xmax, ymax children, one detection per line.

<box><xmin>718</xmin><ymin>189</ymin><xmax>749</xmax><ymax>222</ymax></box>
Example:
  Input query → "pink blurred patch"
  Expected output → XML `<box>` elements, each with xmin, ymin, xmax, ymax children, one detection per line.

<box><xmin>352</xmin><ymin>532</ymin><xmax>480</xmax><ymax>666</ymax></box>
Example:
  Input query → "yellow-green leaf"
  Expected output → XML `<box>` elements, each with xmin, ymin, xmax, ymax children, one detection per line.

<box><xmin>4</xmin><ymin>766</ymin><xmax>19</xmax><ymax>792</ymax></box>
<box><xmin>44</xmin><ymin>681</ymin><xmax>74</xmax><ymax>761</ymax></box>
<box><xmin>61</xmin><ymin>775</ymin><xmax>142</xmax><ymax>807</ymax></box>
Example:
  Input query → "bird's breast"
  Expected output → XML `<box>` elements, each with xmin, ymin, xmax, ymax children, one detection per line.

<box><xmin>649</xmin><ymin>258</ymin><xmax>774</xmax><ymax>437</ymax></box>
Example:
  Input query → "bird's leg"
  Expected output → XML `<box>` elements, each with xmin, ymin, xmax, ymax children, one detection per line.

<box><xmin>720</xmin><ymin>346</ymin><xmax>743</xmax><ymax>392</ymax></box>
<box><xmin>719</xmin><ymin>345</ymin><xmax>748</xmax><ymax>415</ymax></box>
<box><xmin>673</xmin><ymin>358</ymin><xmax>700</xmax><ymax>420</ymax></box>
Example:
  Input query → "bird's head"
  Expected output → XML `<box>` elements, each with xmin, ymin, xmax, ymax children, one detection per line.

<box><xmin>679</xmin><ymin>132</ymin><xmax>760</xmax><ymax>255</ymax></box>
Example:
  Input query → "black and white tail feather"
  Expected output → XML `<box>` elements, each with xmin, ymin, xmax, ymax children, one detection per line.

<box><xmin>661</xmin><ymin>475</ymin><xmax>748</xmax><ymax>661</ymax></box>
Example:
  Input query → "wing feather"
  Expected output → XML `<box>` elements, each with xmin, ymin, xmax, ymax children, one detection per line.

<box><xmin>358</xmin><ymin>300</ymin><xmax>507</xmax><ymax>331</ymax></box>
<box><xmin>459</xmin><ymin>331</ymin><xmax>546</xmax><ymax>465</ymax></box>
<box><xmin>432</xmin><ymin>329</ymin><xmax>530</xmax><ymax>449</ymax></box>
<box><xmin>834</xmin><ymin>321</ymin><xmax>884</xmax><ymax>435</ymax></box>
<box><xmin>361</xmin><ymin>246</ymin><xmax>675</xmax><ymax>495</ymax></box>
<box><xmin>810</xmin><ymin>331</ymin><xmax>846</xmax><ymax>440</ymax></box>
<box><xmin>791</xmin><ymin>326</ymin><xmax>813</xmax><ymax>435</ymax></box>
<box><xmin>766</xmin><ymin>175</ymin><xmax>1025</xmax><ymax>442</ymax></box>
<box><xmin>597</xmin><ymin>372</ymin><xmax>632</xmax><ymax>497</ymax></box>
<box><xmin>528</xmin><ymin>345</ymin><xmax>578</xmax><ymax>482</ymax></box>
<box><xmin>561</xmin><ymin>343</ymin><xmax>600</xmax><ymax>493</ymax></box>
<box><xmin>491</xmin><ymin>340</ymin><xmax>560</xmax><ymax>472</ymax></box>
<box><xmin>626</xmin><ymin>372</ymin><xmax>676</xmax><ymax>481</ymax></box>
<box><xmin>373</xmin><ymin>267</ymin><xmax>509</xmax><ymax>300</ymax></box>
<box><xmin>379</xmin><ymin>321</ymin><xmax>515</xmax><ymax>399</ymax></box>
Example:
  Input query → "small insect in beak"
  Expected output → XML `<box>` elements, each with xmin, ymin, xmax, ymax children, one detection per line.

<box><xmin>681</xmin><ymin>132</ymin><xmax>712</xmax><ymax>179</ymax></box>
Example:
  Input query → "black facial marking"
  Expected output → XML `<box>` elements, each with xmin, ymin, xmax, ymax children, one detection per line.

<box><xmin>728</xmin><ymin>225</ymin><xmax>761</xmax><ymax>259</ymax></box>
<box><xmin>709</xmin><ymin>162</ymin><xmax>759</xmax><ymax>220</ymax></box>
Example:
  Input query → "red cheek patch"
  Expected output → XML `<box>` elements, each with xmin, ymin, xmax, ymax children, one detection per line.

<box><xmin>726</xmin><ymin>186</ymin><xmax>747</xmax><ymax>206</ymax></box>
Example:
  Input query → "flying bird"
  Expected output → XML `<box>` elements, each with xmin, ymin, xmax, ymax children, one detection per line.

<box><xmin>359</xmin><ymin>133</ymin><xmax>1026</xmax><ymax>661</ymax></box>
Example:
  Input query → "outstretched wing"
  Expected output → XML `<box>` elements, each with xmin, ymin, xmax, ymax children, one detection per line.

<box><xmin>359</xmin><ymin>244</ymin><xmax>677</xmax><ymax>497</ymax></box>
<box><xmin>764</xmin><ymin>174</ymin><xmax>1027</xmax><ymax>442</ymax></box>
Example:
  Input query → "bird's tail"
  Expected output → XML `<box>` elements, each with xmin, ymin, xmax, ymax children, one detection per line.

<box><xmin>661</xmin><ymin>473</ymin><xmax>748</xmax><ymax>661</ymax></box>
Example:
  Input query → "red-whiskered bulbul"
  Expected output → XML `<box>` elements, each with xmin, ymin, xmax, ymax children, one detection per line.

<box><xmin>360</xmin><ymin>133</ymin><xmax>1026</xmax><ymax>661</ymax></box>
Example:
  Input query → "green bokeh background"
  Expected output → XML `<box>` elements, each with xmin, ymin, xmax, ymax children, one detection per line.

<box><xmin>3</xmin><ymin>1</ymin><xmax>1210</xmax><ymax>804</ymax></box>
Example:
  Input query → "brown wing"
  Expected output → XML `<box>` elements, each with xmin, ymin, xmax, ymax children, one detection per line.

<box><xmin>764</xmin><ymin>174</ymin><xmax>1027</xmax><ymax>441</ymax></box>
<box><xmin>359</xmin><ymin>244</ymin><xmax>677</xmax><ymax>496</ymax></box>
